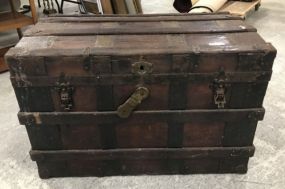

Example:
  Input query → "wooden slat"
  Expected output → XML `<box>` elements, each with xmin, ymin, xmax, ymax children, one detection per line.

<box><xmin>167</xmin><ymin>55</ymin><xmax>189</xmax><ymax>148</ymax></box>
<box><xmin>48</xmin><ymin>12</ymin><xmax>231</xmax><ymax>17</ymax></box>
<box><xmin>29</xmin><ymin>0</ymin><xmax>38</xmax><ymax>23</ymax></box>
<box><xmin>0</xmin><ymin>46</ymin><xmax>11</xmax><ymax>72</ymax></box>
<box><xmin>134</xmin><ymin>0</ymin><xmax>143</xmax><ymax>13</ymax></box>
<box><xmin>0</xmin><ymin>57</ymin><xmax>8</xmax><ymax>72</ymax></box>
<box><xmin>112</xmin><ymin>0</ymin><xmax>128</xmax><ymax>14</ymax></box>
<box><xmin>101</xmin><ymin>0</ymin><xmax>114</xmax><ymax>14</ymax></box>
<box><xmin>30</xmin><ymin>146</ymin><xmax>255</xmax><ymax>161</ymax></box>
<box><xmin>95</xmin><ymin>56</ymin><xmax>117</xmax><ymax>149</ymax></box>
<box><xmin>219</xmin><ymin>0</ymin><xmax>261</xmax><ymax>17</ymax></box>
<box><xmin>36</xmin><ymin>157</ymin><xmax>249</xmax><ymax>178</ymax></box>
<box><xmin>43</xmin><ymin>13</ymin><xmax>242</xmax><ymax>22</ymax></box>
<box><xmin>18</xmin><ymin>108</ymin><xmax>265</xmax><ymax>126</ymax></box>
<box><xmin>8</xmin><ymin>33</ymin><xmax>274</xmax><ymax>57</ymax></box>
<box><xmin>10</xmin><ymin>71</ymin><xmax>272</xmax><ymax>87</ymax></box>
<box><xmin>24</xmin><ymin>20</ymin><xmax>256</xmax><ymax>36</ymax></box>
<box><xmin>0</xmin><ymin>12</ymin><xmax>34</xmax><ymax>32</ymax></box>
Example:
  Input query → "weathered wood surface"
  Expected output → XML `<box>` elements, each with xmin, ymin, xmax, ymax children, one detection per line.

<box><xmin>30</xmin><ymin>146</ymin><xmax>255</xmax><ymax>161</ymax></box>
<box><xmin>36</xmin><ymin>158</ymin><xmax>250</xmax><ymax>178</ymax></box>
<box><xmin>33</xmin><ymin>147</ymin><xmax>254</xmax><ymax>178</ymax></box>
<box><xmin>6</xmin><ymin>33</ymin><xmax>275</xmax><ymax>57</ymax></box>
<box><xmin>24</xmin><ymin>20</ymin><xmax>256</xmax><ymax>36</ymax></box>
<box><xmin>10</xmin><ymin>72</ymin><xmax>272</xmax><ymax>86</ymax></box>
<box><xmin>5</xmin><ymin>13</ymin><xmax>277</xmax><ymax>177</ymax></box>
<box><xmin>18</xmin><ymin>108</ymin><xmax>265</xmax><ymax>125</ymax></box>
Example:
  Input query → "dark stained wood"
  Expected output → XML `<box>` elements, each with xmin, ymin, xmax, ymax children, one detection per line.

<box><xmin>167</xmin><ymin>54</ymin><xmax>188</xmax><ymax>148</ymax></box>
<box><xmin>13</xmin><ymin>87</ymin><xmax>54</xmax><ymax>112</ymax></box>
<box><xmin>36</xmin><ymin>158</ymin><xmax>249</xmax><ymax>178</ymax></box>
<box><xmin>0</xmin><ymin>46</ymin><xmax>11</xmax><ymax>73</ymax></box>
<box><xmin>219</xmin><ymin>158</ymin><xmax>249</xmax><ymax>173</ymax></box>
<box><xmin>10</xmin><ymin>72</ymin><xmax>272</xmax><ymax>86</ymax></box>
<box><xmin>30</xmin><ymin>146</ymin><xmax>255</xmax><ymax>161</ymax></box>
<box><xmin>31</xmin><ymin>147</ymin><xmax>254</xmax><ymax>178</ymax></box>
<box><xmin>39</xmin><ymin>14</ymin><xmax>244</xmax><ymax>26</ymax></box>
<box><xmin>24</xmin><ymin>20</ymin><xmax>256</xmax><ymax>36</ymax></box>
<box><xmin>6</xmin><ymin>34</ymin><xmax>276</xmax><ymax>58</ymax></box>
<box><xmin>183</xmin><ymin>122</ymin><xmax>225</xmax><ymax>147</ymax></box>
<box><xmin>116</xmin><ymin>119</ymin><xmax>168</xmax><ymax>148</ymax></box>
<box><xmin>223</xmin><ymin>120</ymin><xmax>258</xmax><ymax>147</ymax></box>
<box><xmin>94</xmin><ymin>56</ymin><xmax>117</xmax><ymax>149</ymax></box>
<box><xmin>18</xmin><ymin>108</ymin><xmax>265</xmax><ymax>126</ymax></box>
<box><xmin>61</xmin><ymin>125</ymin><xmax>102</xmax><ymax>149</ymax></box>
<box><xmin>6</xmin><ymin>13</ymin><xmax>277</xmax><ymax>177</ymax></box>
<box><xmin>26</xmin><ymin>125</ymin><xmax>62</xmax><ymax>150</ymax></box>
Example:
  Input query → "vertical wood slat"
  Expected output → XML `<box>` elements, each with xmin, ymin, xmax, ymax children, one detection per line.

<box><xmin>10</xmin><ymin>56</ymin><xmax>64</xmax><ymax>151</ymax></box>
<box><xmin>223</xmin><ymin>120</ymin><xmax>258</xmax><ymax>147</ymax></box>
<box><xmin>94</xmin><ymin>56</ymin><xmax>120</xmax><ymax>173</ymax></box>
<box><xmin>94</xmin><ymin>56</ymin><xmax>117</xmax><ymax>149</ymax></box>
<box><xmin>167</xmin><ymin>55</ymin><xmax>189</xmax><ymax>171</ymax></box>
<box><xmin>167</xmin><ymin>54</ymin><xmax>190</xmax><ymax>147</ymax></box>
<box><xmin>18</xmin><ymin>61</ymin><xmax>64</xmax><ymax>151</ymax></box>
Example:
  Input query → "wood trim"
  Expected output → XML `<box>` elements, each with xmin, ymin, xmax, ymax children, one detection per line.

<box><xmin>29</xmin><ymin>0</ymin><xmax>38</xmax><ymax>23</ymax></box>
<box><xmin>30</xmin><ymin>146</ymin><xmax>255</xmax><ymax>161</ymax></box>
<box><xmin>95</xmin><ymin>56</ymin><xmax>117</xmax><ymax>149</ymax></box>
<box><xmin>0</xmin><ymin>12</ymin><xmax>34</xmax><ymax>32</ymax></box>
<box><xmin>167</xmin><ymin>55</ymin><xmax>189</xmax><ymax>148</ymax></box>
<box><xmin>219</xmin><ymin>0</ymin><xmax>261</xmax><ymax>18</ymax></box>
<box><xmin>43</xmin><ymin>13</ymin><xmax>242</xmax><ymax>21</ymax></box>
<box><xmin>48</xmin><ymin>12</ymin><xmax>232</xmax><ymax>17</ymax></box>
<box><xmin>223</xmin><ymin>120</ymin><xmax>258</xmax><ymax>147</ymax></box>
<box><xmin>101</xmin><ymin>0</ymin><xmax>114</xmax><ymax>14</ymax></box>
<box><xmin>0</xmin><ymin>58</ymin><xmax>8</xmax><ymax>73</ymax></box>
<box><xmin>24</xmin><ymin>20</ymin><xmax>256</xmax><ymax>36</ymax></box>
<box><xmin>0</xmin><ymin>46</ymin><xmax>12</xmax><ymax>73</ymax></box>
<box><xmin>7</xmin><ymin>44</ymin><xmax>275</xmax><ymax>57</ymax></box>
<box><xmin>18</xmin><ymin>108</ymin><xmax>265</xmax><ymax>126</ymax></box>
<box><xmin>111</xmin><ymin>0</ymin><xmax>128</xmax><ymax>14</ymax></box>
<box><xmin>10</xmin><ymin>71</ymin><xmax>272</xmax><ymax>87</ymax></box>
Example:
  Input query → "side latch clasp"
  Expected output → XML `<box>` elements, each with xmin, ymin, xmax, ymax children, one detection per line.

<box><xmin>210</xmin><ymin>69</ymin><xmax>230</xmax><ymax>109</ymax></box>
<box><xmin>56</xmin><ymin>74</ymin><xmax>74</xmax><ymax>111</ymax></box>
<box><xmin>213</xmin><ymin>81</ymin><xmax>227</xmax><ymax>109</ymax></box>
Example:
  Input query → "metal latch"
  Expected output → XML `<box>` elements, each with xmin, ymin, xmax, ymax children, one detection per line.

<box><xmin>117</xmin><ymin>87</ymin><xmax>150</xmax><ymax>118</ymax></box>
<box><xmin>56</xmin><ymin>76</ymin><xmax>74</xmax><ymax>111</ymax></box>
<box><xmin>210</xmin><ymin>69</ymin><xmax>230</xmax><ymax>109</ymax></box>
<box><xmin>212</xmin><ymin>80</ymin><xmax>227</xmax><ymax>109</ymax></box>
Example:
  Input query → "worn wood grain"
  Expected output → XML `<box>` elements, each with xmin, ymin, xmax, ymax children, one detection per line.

<box><xmin>5</xmin><ymin>13</ymin><xmax>277</xmax><ymax>177</ymax></box>
<box><xmin>30</xmin><ymin>146</ymin><xmax>255</xmax><ymax>161</ymax></box>
<box><xmin>18</xmin><ymin>108</ymin><xmax>265</xmax><ymax>126</ymax></box>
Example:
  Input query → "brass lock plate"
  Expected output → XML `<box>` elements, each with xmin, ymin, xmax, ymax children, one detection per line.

<box><xmin>131</xmin><ymin>61</ymin><xmax>153</xmax><ymax>75</ymax></box>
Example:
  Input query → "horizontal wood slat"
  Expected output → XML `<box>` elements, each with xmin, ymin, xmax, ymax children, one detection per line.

<box><xmin>18</xmin><ymin>108</ymin><xmax>265</xmax><ymax>126</ymax></box>
<box><xmin>42</xmin><ymin>13</ymin><xmax>243</xmax><ymax>22</ymax></box>
<box><xmin>10</xmin><ymin>72</ymin><xmax>272</xmax><ymax>87</ymax></box>
<box><xmin>30</xmin><ymin>146</ymin><xmax>255</xmax><ymax>161</ymax></box>
<box><xmin>24</xmin><ymin>20</ymin><xmax>256</xmax><ymax>36</ymax></box>
<box><xmin>7</xmin><ymin>33</ymin><xmax>274</xmax><ymax>57</ymax></box>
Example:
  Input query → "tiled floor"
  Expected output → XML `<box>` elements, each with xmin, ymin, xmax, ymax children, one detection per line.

<box><xmin>0</xmin><ymin>0</ymin><xmax>285</xmax><ymax>189</ymax></box>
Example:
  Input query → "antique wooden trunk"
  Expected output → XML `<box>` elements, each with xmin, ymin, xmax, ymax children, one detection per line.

<box><xmin>5</xmin><ymin>13</ymin><xmax>276</xmax><ymax>178</ymax></box>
